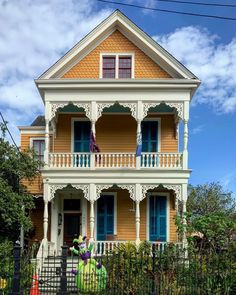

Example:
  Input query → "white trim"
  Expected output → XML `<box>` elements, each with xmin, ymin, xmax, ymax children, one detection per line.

<box><xmin>146</xmin><ymin>192</ymin><xmax>170</xmax><ymax>242</ymax></box>
<box><xmin>29</xmin><ymin>137</ymin><xmax>45</xmax><ymax>148</ymax></box>
<box><xmin>58</xmin><ymin>193</ymin><xmax>87</xmax><ymax>249</ymax></box>
<box><xmin>94</xmin><ymin>192</ymin><xmax>117</xmax><ymax>241</ymax></box>
<box><xmin>71</xmin><ymin>117</ymin><xmax>90</xmax><ymax>153</ymax></box>
<box><xmin>142</xmin><ymin>118</ymin><xmax>161</xmax><ymax>152</ymax></box>
<box><xmin>99</xmin><ymin>53</ymin><xmax>135</xmax><ymax>79</ymax></box>
<box><xmin>21</xmin><ymin>130</ymin><xmax>46</xmax><ymax>135</ymax></box>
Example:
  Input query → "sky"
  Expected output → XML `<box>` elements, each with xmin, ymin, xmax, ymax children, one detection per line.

<box><xmin>0</xmin><ymin>0</ymin><xmax>235</xmax><ymax>195</ymax></box>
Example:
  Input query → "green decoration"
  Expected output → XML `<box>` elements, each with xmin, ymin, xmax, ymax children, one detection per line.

<box><xmin>70</xmin><ymin>235</ymin><xmax>107</xmax><ymax>292</ymax></box>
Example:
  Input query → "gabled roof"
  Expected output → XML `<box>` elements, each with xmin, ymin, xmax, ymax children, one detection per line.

<box><xmin>39</xmin><ymin>10</ymin><xmax>198</xmax><ymax>80</ymax></box>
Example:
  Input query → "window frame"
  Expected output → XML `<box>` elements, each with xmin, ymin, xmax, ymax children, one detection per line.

<box><xmin>142</xmin><ymin>118</ymin><xmax>161</xmax><ymax>153</ymax></box>
<box><xmin>30</xmin><ymin>137</ymin><xmax>45</xmax><ymax>168</ymax></box>
<box><xmin>146</xmin><ymin>192</ymin><xmax>170</xmax><ymax>242</ymax></box>
<box><xmin>95</xmin><ymin>192</ymin><xmax>117</xmax><ymax>240</ymax></box>
<box><xmin>100</xmin><ymin>53</ymin><xmax>135</xmax><ymax>79</ymax></box>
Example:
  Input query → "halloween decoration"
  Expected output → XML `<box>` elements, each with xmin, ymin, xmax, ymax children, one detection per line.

<box><xmin>70</xmin><ymin>236</ymin><xmax>107</xmax><ymax>292</ymax></box>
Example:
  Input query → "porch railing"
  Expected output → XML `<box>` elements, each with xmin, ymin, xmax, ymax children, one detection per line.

<box><xmin>93</xmin><ymin>240</ymin><xmax>128</xmax><ymax>256</ymax></box>
<box><xmin>48</xmin><ymin>152</ymin><xmax>183</xmax><ymax>169</ymax></box>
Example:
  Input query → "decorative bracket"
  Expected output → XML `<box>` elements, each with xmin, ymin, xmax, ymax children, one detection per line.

<box><xmin>50</xmin><ymin>102</ymin><xmax>91</xmax><ymax>121</ymax></box>
<box><xmin>49</xmin><ymin>184</ymin><xmax>89</xmax><ymax>201</ymax></box>
<box><xmin>95</xmin><ymin>184</ymin><xmax>136</xmax><ymax>201</ymax></box>
<box><xmin>141</xmin><ymin>184</ymin><xmax>182</xmax><ymax>208</ymax></box>
<box><xmin>142</xmin><ymin>102</ymin><xmax>184</xmax><ymax>120</ymax></box>
<box><xmin>97</xmin><ymin>102</ymin><xmax>137</xmax><ymax>120</ymax></box>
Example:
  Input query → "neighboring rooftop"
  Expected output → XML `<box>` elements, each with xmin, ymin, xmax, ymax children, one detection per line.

<box><xmin>31</xmin><ymin>115</ymin><xmax>45</xmax><ymax>126</ymax></box>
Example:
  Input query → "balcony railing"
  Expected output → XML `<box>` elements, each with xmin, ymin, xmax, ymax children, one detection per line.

<box><xmin>48</xmin><ymin>152</ymin><xmax>183</xmax><ymax>169</ymax></box>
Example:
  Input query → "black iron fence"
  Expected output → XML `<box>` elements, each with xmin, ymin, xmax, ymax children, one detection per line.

<box><xmin>0</xmin><ymin>242</ymin><xmax>236</xmax><ymax>294</ymax></box>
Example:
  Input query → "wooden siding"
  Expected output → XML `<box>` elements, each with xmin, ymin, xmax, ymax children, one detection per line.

<box><xmin>63</xmin><ymin>30</ymin><xmax>171</xmax><ymax>79</ymax></box>
<box><xmin>29</xmin><ymin>200</ymin><xmax>51</xmax><ymax>246</ymax></box>
<box><xmin>20</xmin><ymin>133</ymin><xmax>47</xmax><ymax>194</ymax></box>
<box><xmin>86</xmin><ymin>189</ymin><xmax>177</xmax><ymax>242</ymax></box>
<box><xmin>53</xmin><ymin>113</ymin><xmax>177</xmax><ymax>153</ymax></box>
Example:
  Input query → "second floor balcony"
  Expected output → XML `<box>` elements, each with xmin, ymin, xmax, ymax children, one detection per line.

<box><xmin>40</xmin><ymin>101</ymin><xmax>188</xmax><ymax>172</ymax></box>
<box><xmin>48</xmin><ymin>152</ymin><xmax>183</xmax><ymax>170</ymax></box>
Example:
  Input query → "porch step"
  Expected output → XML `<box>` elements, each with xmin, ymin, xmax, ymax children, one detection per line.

<box><xmin>39</xmin><ymin>257</ymin><xmax>79</xmax><ymax>293</ymax></box>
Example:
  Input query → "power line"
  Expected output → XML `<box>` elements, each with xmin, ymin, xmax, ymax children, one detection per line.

<box><xmin>0</xmin><ymin>111</ymin><xmax>20</xmax><ymax>152</ymax></box>
<box><xmin>97</xmin><ymin>0</ymin><xmax>236</xmax><ymax>21</ymax></box>
<box><xmin>155</xmin><ymin>0</ymin><xmax>236</xmax><ymax>8</ymax></box>
<box><xmin>0</xmin><ymin>111</ymin><xmax>41</xmax><ymax>173</ymax></box>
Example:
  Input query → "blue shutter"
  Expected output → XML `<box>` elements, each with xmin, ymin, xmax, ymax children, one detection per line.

<box><xmin>141</xmin><ymin>121</ymin><xmax>158</xmax><ymax>167</ymax></box>
<box><xmin>149</xmin><ymin>195</ymin><xmax>167</xmax><ymax>241</ymax></box>
<box><xmin>74</xmin><ymin>121</ymin><xmax>90</xmax><ymax>152</ymax></box>
<box><xmin>97</xmin><ymin>195</ymin><xmax>114</xmax><ymax>241</ymax></box>
<box><xmin>74</xmin><ymin>121</ymin><xmax>91</xmax><ymax>166</ymax></box>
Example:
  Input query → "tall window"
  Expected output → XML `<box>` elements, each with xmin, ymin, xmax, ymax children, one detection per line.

<box><xmin>119</xmin><ymin>56</ymin><xmax>131</xmax><ymax>78</ymax></box>
<box><xmin>102</xmin><ymin>56</ymin><xmax>116</xmax><ymax>78</ymax></box>
<box><xmin>32</xmin><ymin>140</ymin><xmax>45</xmax><ymax>168</ymax></box>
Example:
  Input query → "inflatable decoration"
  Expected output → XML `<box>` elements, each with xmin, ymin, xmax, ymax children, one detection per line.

<box><xmin>70</xmin><ymin>236</ymin><xmax>107</xmax><ymax>292</ymax></box>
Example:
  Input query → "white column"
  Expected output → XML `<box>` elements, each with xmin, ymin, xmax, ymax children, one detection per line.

<box><xmin>89</xmin><ymin>184</ymin><xmax>96</xmax><ymax>242</ymax></box>
<box><xmin>182</xmin><ymin>183</ymin><xmax>188</xmax><ymax>248</ymax></box>
<box><xmin>182</xmin><ymin>101</ymin><xmax>189</xmax><ymax>169</ymax></box>
<box><xmin>135</xmin><ymin>183</ymin><xmax>142</xmax><ymax>245</ymax></box>
<box><xmin>135</xmin><ymin>201</ymin><xmax>140</xmax><ymax>245</ymax></box>
<box><xmin>43</xmin><ymin>200</ymin><xmax>49</xmax><ymax>241</ymax></box>
<box><xmin>44</xmin><ymin>118</ymin><xmax>49</xmax><ymax>166</ymax></box>
<box><xmin>89</xmin><ymin>201</ymin><xmax>95</xmax><ymax>242</ymax></box>
<box><xmin>136</xmin><ymin>119</ymin><xmax>141</xmax><ymax>169</ymax></box>
<box><xmin>43</xmin><ymin>182</ymin><xmax>49</xmax><ymax>242</ymax></box>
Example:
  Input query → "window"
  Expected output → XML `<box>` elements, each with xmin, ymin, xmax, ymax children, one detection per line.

<box><xmin>119</xmin><ymin>56</ymin><xmax>131</xmax><ymax>78</ymax></box>
<box><xmin>97</xmin><ymin>195</ymin><xmax>114</xmax><ymax>241</ymax></box>
<box><xmin>101</xmin><ymin>54</ymin><xmax>133</xmax><ymax>78</ymax></box>
<box><xmin>149</xmin><ymin>195</ymin><xmax>167</xmax><ymax>241</ymax></box>
<box><xmin>32</xmin><ymin>139</ymin><xmax>45</xmax><ymax>168</ymax></box>
<box><xmin>102</xmin><ymin>56</ymin><xmax>116</xmax><ymax>78</ymax></box>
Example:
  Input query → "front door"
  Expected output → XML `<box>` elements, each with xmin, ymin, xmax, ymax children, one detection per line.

<box><xmin>63</xmin><ymin>213</ymin><xmax>81</xmax><ymax>246</ymax></box>
<box><xmin>149</xmin><ymin>195</ymin><xmax>167</xmax><ymax>242</ymax></box>
<box><xmin>97</xmin><ymin>195</ymin><xmax>114</xmax><ymax>241</ymax></box>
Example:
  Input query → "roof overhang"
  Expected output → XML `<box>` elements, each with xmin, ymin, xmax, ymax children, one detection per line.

<box><xmin>35</xmin><ymin>78</ymin><xmax>200</xmax><ymax>100</ymax></box>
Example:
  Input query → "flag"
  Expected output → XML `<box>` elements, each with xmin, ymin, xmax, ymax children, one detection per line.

<box><xmin>136</xmin><ymin>132</ymin><xmax>142</xmax><ymax>157</ymax></box>
<box><xmin>90</xmin><ymin>131</ymin><xmax>100</xmax><ymax>153</ymax></box>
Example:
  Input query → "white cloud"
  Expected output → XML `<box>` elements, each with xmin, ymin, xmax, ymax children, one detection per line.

<box><xmin>0</xmin><ymin>0</ymin><xmax>111</xmax><ymax>143</ymax></box>
<box><xmin>221</xmin><ymin>172</ymin><xmax>236</xmax><ymax>191</ymax></box>
<box><xmin>154</xmin><ymin>27</ymin><xmax>236</xmax><ymax>114</ymax></box>
<box><xmin>190</xmin><ymin>124</ymin><xmax>204</xmax><ymax>135</ymax></box>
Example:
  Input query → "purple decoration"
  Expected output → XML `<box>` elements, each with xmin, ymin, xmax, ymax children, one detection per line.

<box><xmin>96</xmin><ymin>262</ymin><xmax>102</xmax><ymax>269</ymax></box>
<box><xmin>90</xmin><ymin>131</ymin><xmax>100</xmax><ymax>153</ymax></box>
<box><xmin>80</xmin><ymin>251</ymin><xmax>91</xmax><ymax>261</ymax></box>
<box><xmin>71</xmin><ymin>269</ymin><xmax>78</xmax><ymax>275</ymax></box>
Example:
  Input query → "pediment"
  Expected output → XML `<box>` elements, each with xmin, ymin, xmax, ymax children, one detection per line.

<box><xmin>39</xmin><ymin>10</ymin><xmax>197</xmax><ymax>80</ymax></box>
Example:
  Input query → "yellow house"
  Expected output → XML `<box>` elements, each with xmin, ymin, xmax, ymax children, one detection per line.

<box><xmin>19</xmin><ymin>10</ymin><xmax>200</xmax><ymax>255</ymax></box>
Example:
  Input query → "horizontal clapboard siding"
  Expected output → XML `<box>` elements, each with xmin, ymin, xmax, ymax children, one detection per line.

<box><xmin>86</xmin><ymin>189</ymin><xmax>177</xmax><ymax>242</ymax></box>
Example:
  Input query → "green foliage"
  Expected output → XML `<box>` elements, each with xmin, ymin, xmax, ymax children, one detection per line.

<box><xmin>176</xmin><ymin>183</ymin><xmax>236</xmax><ymax>251</ymax></box>
<box><xmin>0</xmin><ymin>123</ymin><xmax>41</xmax><ymax>241</ymax></box>
<box><xmin>102</xmin><ymin>241</ymin><xmax>236</xmax><ymax>294</ymax></box>
<box><xmin>187</xmin><ymin>182</ymin><xmax>236</xmax><ymax>216</ymax></box>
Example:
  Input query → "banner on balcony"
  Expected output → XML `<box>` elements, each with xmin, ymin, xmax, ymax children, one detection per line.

<box><xmin>136</xmin><ymin>132</ymin><xmax>142</xmax><ymax>157</ymax></box>
<box><xmin>90</xmin><ymin>131</ymin><xmax>100</xmax><ymax>153</ymax></box>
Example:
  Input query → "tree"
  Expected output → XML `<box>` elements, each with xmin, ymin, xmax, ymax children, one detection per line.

<box><xmin>187</xmin><ymin>183</ymin><xmax>236</xmax><ymax>216</ymax></box>
<box><xmin>176</xmin><ymin>183</ymin><xmax>236</xmax><ymax>250</ymax></box>
<box><xmin>0</xmin><ymin>123</ymin><xmax>41</xmax><ymax>242</ymax></box>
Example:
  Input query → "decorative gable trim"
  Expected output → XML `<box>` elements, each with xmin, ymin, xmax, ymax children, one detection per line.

<box><xmin>38</xmin><ymin>10</ymin><xmax>198</xmax><ymax>80</ymax></box>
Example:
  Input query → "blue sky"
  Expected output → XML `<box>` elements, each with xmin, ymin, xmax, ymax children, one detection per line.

<box><xmin>0</xmin><ymin>0</ymin><xmax>235</xmax><ymax>195</ymax></box>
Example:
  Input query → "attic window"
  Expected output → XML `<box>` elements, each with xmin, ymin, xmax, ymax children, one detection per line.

<box><xmin>119</xmin><ymin>56</ymin><xmax>131</xmax><ymax>78</ymax></box>
<box><xmin>101</xmin><ymin>54</ymin><xmax>134</xmax><ymax>79</ymax></box>
<box><xmin>103</xmin><ymin>56</ymin><xmax>116</xmax><ymax>78</ymax></box>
